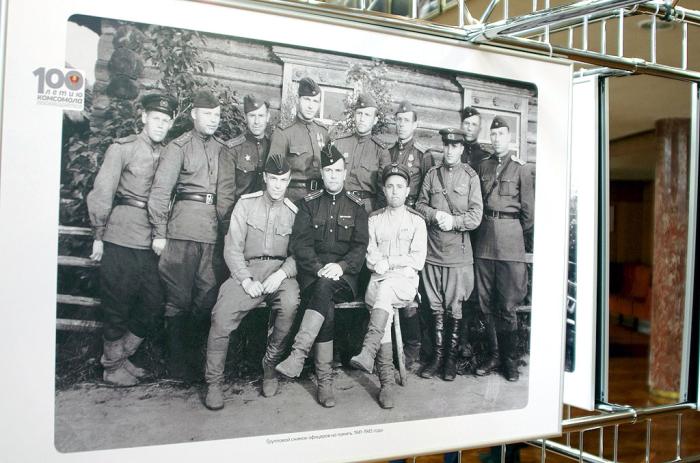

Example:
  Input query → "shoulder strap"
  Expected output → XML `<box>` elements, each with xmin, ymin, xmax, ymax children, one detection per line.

<box><xmin>435</xmin><ymin>167</ymin><xmax>456</xmax><ymax>215</ymax></box>
<box><xmin>484</xmin><ymin>156</ymin><xmax>512</xmax><ymax>203</ymax></box>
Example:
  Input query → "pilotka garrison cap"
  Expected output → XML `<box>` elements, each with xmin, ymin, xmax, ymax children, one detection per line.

<box><xmin>191</xmin><ymin>89</ymin><xmax>220</xmax><ymax>109</ymax></box>
<box><xmin>264</xmin><ymin>153</ymin><xmax>290</xmax><ymax>175</ymax></box>
<box><xmin>321</xmin><ymin>142</ymin><xmax>344</xmax><ymax>168</ymax></box>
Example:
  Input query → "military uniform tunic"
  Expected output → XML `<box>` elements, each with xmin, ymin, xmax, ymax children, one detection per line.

<box><xmin>206</xmin><ymin>191</ymin><xmax>300</xmax><ymax>384</ymax></box>
<box><xmin>474</xmin><ymin>152</ymin><xmax>535</xmax><ymax>331</ymax></box>
<box><xmin>291</xmin><ymin>189</ymin><xmax>369</xmax><ymax>343</ymax></box>
<box><xmin>416</xmin><ymin>162</ymin><xmax>483</xmax><ymax>318</ymax></box>
<box><xmin>388</xmin><ymin>138</ymin><xmax>434</xmax><ymax>207</ymax></box>
<box><xmin>332</xmin><ymin>133</ymin><xmax>392</xmax><ymax>211</ymax></box>
<box><xmin>268</xmin><ymin>116</ymin><xmax>328</xmax><ymax>202</ymax></box>
<box><xmin>462</xmin><ymin>140</ymin><xmax>491</xmax><ymax>169</ymax></box>
<box><xmin>148</xmin><ymin>130</ymin><xmax>226</xmax><ymax>244</ymax></box>
<box><xmin>86</xmin><ymin>131</ymin><xmax>164</xmax><ymax>340</ymax></box>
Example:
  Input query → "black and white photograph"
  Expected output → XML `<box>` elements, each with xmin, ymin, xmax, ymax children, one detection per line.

<box><xmin>0</xmin><ymin>0</ymin><xmax>571</xmax><ymax>461</ymax></box>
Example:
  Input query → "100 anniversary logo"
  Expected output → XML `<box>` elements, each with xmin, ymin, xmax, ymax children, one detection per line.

<box><xmin>33</xmin><ymin>67</ymin><xmax>85</xmax><ymax>110</ymax></box>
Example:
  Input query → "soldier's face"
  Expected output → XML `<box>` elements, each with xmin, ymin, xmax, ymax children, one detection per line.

<box><xmin>383</xmin><ymin>175</ymin><xmax>409</xmax><ymax>208</ymax></box>
<box><xmin>246</xmin><ymin>104</ymin><xmax>269</xmax><ymax>137</ymax></box>
<box><xmin>355</xmin><ymin>107</ymin><xmax>378</xmax><ymax>135</ymax></box>
<box><xmin>461</xmin><ymin>115</ymin><xmax>481</xmax><ymax>142</ymax></box>
<box><xmin>298</xmin><ymin>94</ymin><xmax>321</xmax><ymax>120</ymax></box>
<box><xmin>142</xmin><ymin>110</ymin><xmax>173</xmax><ymax>144</ymax></box>
<box><xmin>263</xmin><ymin>171</ymin><xmax>291</xmax><ymax>200</ymax></box>
<box><xmin>321</xmin><ymin>159</ymin><xmax>347</xmax><ymax>194</ymax></box>
<box><xmin>490</xmin><ymin>127</ymin><xmax>511</xmax><ymax>155</ymax></box>
<box><xmin>443</xmin><ymin>142</ymin><xmax>464</xmax><ymax>167</ymax></box>
<box><xmin>396</xmin><ymin>111</ymin><xmax>418</xmax><ymax>140</ymax></box>
<box><xmin>191</xmin><ymin>106</ymin><xmax>221</xmax><ymax>136</ymax></box>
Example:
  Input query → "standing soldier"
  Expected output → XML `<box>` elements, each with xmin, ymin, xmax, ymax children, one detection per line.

<box><xmin>474</xmin><ymin>116</ymin><xmax>534</xmax><ymax>382</ymax></box>
<box><xmin>87</xmin><ymin>93</ymin><xmax>176</xmax><ymax>386</ymax></box>
<box><xmin>416</xmin><ymin>128</ymin><xmax>483</xmax><ymax>381</ymax></box>
<box><xmin>275</xmin><ymin>142</ymin><xmax>369</xmax><ymax>408</ymax></box>
<box><xmin>388</xmin><ymin>100</ymin><xmax>433</xmax><ymax>371</ymax></box>
<box><xmin>350</xmin><ymin>163</ymin><xmax>427</xmax><ymax>408</ymax></box>
<box><xmin>461</xmin><ymin>106</ymin><xmax>490</xmax><ymax>168</ymax></box>
<box><xmin>148</xmin><ymin>89</ymin><xmax>227</xmax><ymax>381</ymax></box>
<box><xmin>269</xmin><ymin>77</ymin><xmax>328</xmax><ymax>203</ymax></box>
<box><xmin>216</xmin><ymin>93</ymin><xmax>271</xmax><ymax>229</ymax></box>
<box><xmin>333</xmin><ymin>93</ymin><xmax>392</xmax><ymax>213</ymax></box>
<box><xmin>204</xmin><ymin>154</ymin><xmax>300</xmax><ymax>410</ymax></box>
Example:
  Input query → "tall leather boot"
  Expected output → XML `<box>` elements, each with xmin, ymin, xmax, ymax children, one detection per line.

<box><xmin>401</xmin><ymin>310</ymin><xmax>422</xmax><ymax>373</ymax></box>
<box><xmin>120</xmin><ymin>331</ymin><xmax>148</xmax><ymax>379</ymax></box>
<box><xmin>419</xmin><ymin>312</ymin><xmax>445</xmax><ymax>379</ymax></box>
<box><xmin>499</xmin><ymin>330</ymin><xmax>520</xmax><ymax>382</ymax></box>
<box><xmin>261</xmin><ymin>360</ymin><xmax>279</xmax><ymax>398</ymax></box>
<box><xmin>101</xmin><ymin>338</ymin><xmax>138</xmax><ymax>387</ymax></box>
<box><xmin>443</xmin><ymin>316</ymin><xmax>460</xmax><ymax>381</ymax></box>
<box><xmin>476</xmin><ymin>315</ymin><xmax>500</xmax><ymax>376</ymax></box>
<box><xmin>314</xmin><ymin>341</ymin><xmax>336</xmax><ymax>408</ymax></box>
<box><xmin>350</xmin><ymin>309</ymin><xmax>390</xmax><ymax>374</ymax></box>
<box><xmin>275</xmin><ymin>310</ymin><xmax>325</xmax><ymax>378</ymax></box>
<box><xmin>375</xmin><ymin>342</ymin><xmax>396</xmax><ymax>409</ymax></box>
<box><xmin>204</xmin><ymin>334</ymin><xmax>229</xmax><ymax>410</ymax></box>
<box><xmin>165</xmin><ymin>315</ymin><xmax>194</xmax><ymax>382</ymax></box>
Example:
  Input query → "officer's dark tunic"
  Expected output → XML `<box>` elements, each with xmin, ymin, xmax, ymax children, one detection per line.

<box><xmin>332</xmin><ymin>133</ymin><xmax>391</xmax><ymax>211</ymax></box>
<box><xmin>462</xmin><ymin>140</ymin><xmax>491</xmax><ymax>168</ymax></box>
<box><xmin>87</xmin><ymin>131</ymin><xmax>164</xmax><ymax>340</ymax></box>
<box><xmin>290</xmin><ymin>189</ymin><xmax>369</xmax><ymax>342</ymax></box>
<box><xmin>268</xmin><ymin>116</ymin><xmax>328</xmax><ymax>203</ymax></box>
<box><xmin>388</xmin><ymin>137</ymin><xmax>434</xmax><ymax>208</ymax></box>
<box><xmin>474</xmin><ymin>151</ymin><xmax>535</xmax><ymax>331</ymax></box>
<box><xmin>147</xmin><ymin>129</ymin><xmax>227</xmax><ymax>318</ymax></box>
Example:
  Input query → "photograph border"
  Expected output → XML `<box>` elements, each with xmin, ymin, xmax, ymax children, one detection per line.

<box><xmin>563</xmin><ymin>74</ymin><xmax>600</xmax><ymax>411</ymax></box>
<box><xmin>0</xmin><ymin>0</ymin><xmax>572</xmax><ymax>461</ymax></box>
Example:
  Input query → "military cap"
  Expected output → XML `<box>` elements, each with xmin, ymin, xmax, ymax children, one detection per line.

<box><xmin>191</xmin><ymin>89</ymin><xmax>220</xmax><ymax>109</ymax></box>
<box><xmin>243</xmin><ymin>94</ymin><xmax>269</xmax><ymax>114</ymax></box>
<box><xmin>298</xmin><ymin>77</ymin><xmax>321</xmax><ymax>97</ymax></box>
<box><xmin>395</xmin><ymin>100</ymin><xmax>415</xmax><ymax>115</ymax></box>
<box><xmin>264</xmin><ymin>153</ymin><xmax>290</xmax><ymax>175</ymax></box>
<box><xmin>141</xmin><ymin>93</ymin><xmax>177</xmax><ymax>119</ymax></box>
<box><xmin>490</xmin><ymin>116</ymin><xmax>510</xmax><ymax>130</ymax></box>
<box><xmin>381</xmin><ymin>163</ymin><xmax>411</xmax><ymax>186</ymax></box>
<box><xmin>321</xmin><ymin>141</ymin><xmax>344</xmax><ymax>168</ymax></box>
<box><xmin>439</xmin><ymin>127</ymin><xmax>467</xmax><ymax>144</ymax></box>
<box><xmin>356</xmin><ymin>92</ymin><xmax>378</xmax><ymax>110</ymax></box>
<box><xmin>461</xmin><ymin>106</ymin><xmax>481</xmax><ymax>121</ymax></box>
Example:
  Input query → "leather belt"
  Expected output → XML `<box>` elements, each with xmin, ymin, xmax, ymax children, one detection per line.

<box><xmin>248</xmin><ymin>256</ymin><xmax>286</xmax><ymax>261</ymax></box>
<box><xmin>288</xmin><ymin>178</ymin><xmax>322</xmax><ymax>191</ymax></box>
<box><xmin>175</xmin><ymin>193</ymin><xmax>217</xmax><ymax>205</ymax></box>
<box><xmin>484</xmin><ymin>209</ymin><xmax>519</xmax><ymax>219</ymax></box>
<box><xmin>350</xmin><ymin>190</ymin><xmax>376</xmax><ymax>200</ymax></box>
<box><xmin>115</xmin><ymin>196</ymin><xmax>147</xmax><ymax>209</ymax></box>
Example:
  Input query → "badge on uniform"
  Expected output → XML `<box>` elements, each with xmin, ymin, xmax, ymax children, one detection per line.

<box><xmin>343</xmin><ymin>152</ymin><xmax>349</xmax><ymax>159</ymax></box>
<box><xmin>408</xmin><ymin>154</ymin><xmax>414</xmax><ymax>162</ymax></box>
<box><xmin>316</xmin><ymin>133</ymin><xmax>324</xmax><ymax>148</ymax></box>
<box><xmin>244</xmin><ymin>154</ymin><xmax>251</xmax><ymax>161</ymax></box>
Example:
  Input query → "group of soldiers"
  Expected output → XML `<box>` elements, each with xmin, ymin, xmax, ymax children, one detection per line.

<box><xmin>86</xmin><ymin>76</ymin><xmax>534</xmax><ymax>412</ymax></box>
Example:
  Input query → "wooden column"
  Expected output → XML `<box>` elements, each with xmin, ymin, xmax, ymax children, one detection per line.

<box><xmin>649</xmin><ymin>118</ymin><xmax>690</xmax><ymax>402</ymax></box>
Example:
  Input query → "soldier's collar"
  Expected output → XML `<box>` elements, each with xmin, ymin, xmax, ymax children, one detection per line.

<box><xmin>398</xmin><ymin>136</ymin><xmax>413</xmax><ymax>148</ymax></box>
<box><xmin>245</xmin><ymin>130</ymin><xmax>267</xmax><ymax>142</ymax></box>
<box><xmin>263</xmin><ymin>190</ymin><xmax>283</xmax><ymax>204</ymax></box>
<box><xmin>296</xmin><ymin>115</ymin><xmax>314</xmax><ymax>125</ymax></box>
<box><xmin>324</xmin><ymin>187</ymin><xmax>344</xmax><ymax>199</ymax></box>
<box><xmin>193</xmin><ymin>130</ymin><xmax>212</xmax><ymax>142</ymax></box>
<box><xmin>356</xmin><ymin>131</ymin><xmax>371</xmax><ymax>141</ymax></box>
<box><xmin>465</xmin><ymin>138</ymin><xmax>479</xmax><ymax>146</ymax></box>
<box><xmin>138</xmin><ymin>130</ymin><xmax>160</xmax><ymax>148</ymax></box>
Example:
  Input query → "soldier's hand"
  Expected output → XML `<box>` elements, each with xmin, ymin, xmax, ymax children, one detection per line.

<box><xmin>319</xmin><ymin>263</ymin><xmax>343</xmax><ymax>280</ymax></box>
<box><xmin>438</xmin><ymin>214</ymin><xmax>455</xmax><ymax>231</ymax></box>
<box><xmin>90</xmin><ymin>240</ymin><xmax>104</xmax><ymax>261</ymax></box>
<box><xmin>152</xmin><ymin>238</ymin><xmax>167</xmax><ymax>256</ymax></box>
<box><xmin>374</xmin><ymin>260</ymin><xmax>390</xmax><ymax>275</ymax></box>
<box><xmin>262</xmin><ymin>270</ymin><xmax>286</xmax><ymax>294</ymax></box>
<box><xmin>242</xmin><ymin>278</ymin><xmax>264</xmax><ymax>298</ymax></box>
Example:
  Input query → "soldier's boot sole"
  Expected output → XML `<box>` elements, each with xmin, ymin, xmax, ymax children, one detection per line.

<box><xmin>262</xmin><ymin>362</ymin><xmax>279</xmax><ymax>397</ymax></box>
<box><xmin>378</xmin><ymin>386</ymin><xmax>395</xmax><ymax>409</ymax></box>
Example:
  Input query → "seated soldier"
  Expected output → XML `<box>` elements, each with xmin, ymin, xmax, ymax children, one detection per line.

<box><xmin>275</xmin><ymin>142</ymin><xmax>369</xmax><ymax>408</ymax></box>
<box><xmin>350</xmin><ymin>163</ymin><xmax>427</xmax><ymax>409</ymax></box>
<box><xmin>204</xmin><ymin>154</ymin><xmax>300</xmax><ymax>410</ymax></box>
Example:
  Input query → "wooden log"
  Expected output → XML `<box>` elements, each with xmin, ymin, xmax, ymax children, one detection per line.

<box><xmin>58</xmin><ymin>256</ymin><xmax>99</xmax><ymax>268</ymax></box>
<box><xmin>57</xmin><ymin>294</ymin><xmax>101</xmax><ymax>308</ymax></box>
<box><xmin>58</xmin><ymin>226</ymin><xmax>92</xmax><ymax>237</ymax></box>
<box><xmin>56</xmin><ymin>319</ymin><xmax>102</xmax><ymax>332</ymax></box>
